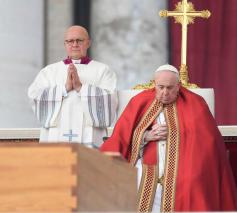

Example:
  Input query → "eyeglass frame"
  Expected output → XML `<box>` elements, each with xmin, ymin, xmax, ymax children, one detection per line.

<box><xmin>64</xmin><ymin>38</ymin><xmax>88</xmax><ymax>46</ymax></box>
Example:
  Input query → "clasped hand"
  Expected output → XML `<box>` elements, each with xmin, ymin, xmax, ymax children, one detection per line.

<box><xmin>144</xmin><ymin>123</ymin><xmax>168</xmax><ymax>142</ymax></box>
<box><xmin>65</xmin><ymin>63</ymin><xmax>82</xmax><ymax>92</ymax></box>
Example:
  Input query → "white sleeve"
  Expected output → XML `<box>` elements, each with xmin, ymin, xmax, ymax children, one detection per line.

<box><xmin>139</xmin><ymin>131</ymin><xmax>149</xmax><ymax>158</ymax></box>
<box><xmin>79</xmin><ymin>84</ymin><xmax>118</xmax><ymax>127</ymax></box>
<box><xmin>95</xmin><ymin>64</ymin><xmax>117</xmax><ymax>91</ymax></box>
<box><xmin>28</xmin><ymin>69</ymin><xmax>66</xmax><ymax>128</ymax></box>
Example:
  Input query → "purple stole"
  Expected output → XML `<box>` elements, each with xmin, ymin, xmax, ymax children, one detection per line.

<box><xmin>63</xmin><ymin>56</ymin><xmax>91</xmax><ymax>65</ymax></box>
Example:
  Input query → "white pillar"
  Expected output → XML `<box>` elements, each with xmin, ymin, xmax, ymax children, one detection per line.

<box><xmin>46</xmin><ymin>0</ymin><xmax>73</xmax><ymax>64</ymax></box>
<box><xmin>91</xmin><ymin>0</ymin><xmax>169</xmax><ymax>89</ymax></box>
<box><xmin>0</xmin><ymin>0</ymin><xmax>44</xmax><ymax>127</ymax></box>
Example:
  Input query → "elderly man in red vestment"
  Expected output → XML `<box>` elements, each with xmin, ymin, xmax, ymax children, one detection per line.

<box><xmin>100</xmin><ymin>64</ymin><xmax>237</xmax><ymax>212</ymax></box>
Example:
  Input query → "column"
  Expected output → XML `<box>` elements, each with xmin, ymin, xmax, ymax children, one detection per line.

<box><xmin>91</xmin><ymin>0</ymin><xmax>169</xmax><ymax>89</ymax></box>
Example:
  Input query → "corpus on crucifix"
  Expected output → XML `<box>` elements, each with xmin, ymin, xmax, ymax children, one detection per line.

<box><xmin>160</xmin><ymin>0</ymin><xmax>211</xmax><ymax>88</ymax></box>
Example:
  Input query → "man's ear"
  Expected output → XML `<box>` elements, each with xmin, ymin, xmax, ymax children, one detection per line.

<box><xmin>177</xmin><ymin>82</ymin><xmax>181</xmax><ymax>91</ymax></box>
<box><xmin>87</xmin><ymin>39</ymin><xmax>91</xmax><ymax>48</ymax></box>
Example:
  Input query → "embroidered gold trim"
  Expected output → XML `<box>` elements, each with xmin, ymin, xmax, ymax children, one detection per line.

<box><xmin>161</xmin><ymin>103</ymin><xmax>180</xmax><ymax>212</ymax></box>
<box><xmin>138</xmin><ymin>164</ymin><xmax>158</xmax><ymax>212</ymax></box>
<box><xmin>130</xmin><ymin>99</ymin><xmax>162</xmax><ymax>166</ymax></box>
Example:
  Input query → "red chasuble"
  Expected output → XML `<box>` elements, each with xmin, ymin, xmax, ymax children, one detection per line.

<box><xmin>100</xmin><ymin>87</ymin><xmax>237</xmax><ymax>211</ymax></box>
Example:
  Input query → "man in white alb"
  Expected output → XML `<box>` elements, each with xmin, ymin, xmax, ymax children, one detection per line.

<box><xmin>28</xmin><ymin>25</ymin><xmax>117</xmax><ymax>148</ymax></box>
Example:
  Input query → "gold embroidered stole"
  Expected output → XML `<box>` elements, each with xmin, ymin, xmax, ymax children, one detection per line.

<box><xmin>138</xmin><ymin>164</ymin><xmax>159</xmax><ymax>212</ymax></box>
<box><xmin>132</xmin><ymin>101</ymin><xmax>180</xmax><ymax>212</ymax></box>
<box><xmin>130</xmin><ymin>99</ymin><xmax>163</xmax><ymax>166</ymax></box>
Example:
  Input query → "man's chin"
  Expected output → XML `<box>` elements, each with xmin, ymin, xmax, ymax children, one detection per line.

<box><xmin>71</xmin><ymin>55</ymin><xmax>83</xmax><ymax>60</ymax></box>
<box><xmin>161</xmin><ymin>100</ymin><xmax>172</xmax><ymax>105</ymax></box>
<box><xmin>71</xmin><ymin>52</ymin><xmax>85</xmax><ymax>59</ymax></box>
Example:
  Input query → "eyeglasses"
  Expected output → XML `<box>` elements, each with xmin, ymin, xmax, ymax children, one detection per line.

<box><xmin>64</xmin><ymin>38</ymin><xmax>86</xmax><ymax>46</ymax></box>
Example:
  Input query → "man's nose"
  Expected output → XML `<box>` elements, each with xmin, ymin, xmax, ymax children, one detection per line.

<box><xmin>72</xmin><ymin>40</ymin><xmax>79</xmax><ymax>46</ymax></box>
<box><xmin>163</xmin><ymin>89</ymin><xmax>169</xmax><ymax>95</ymax></box>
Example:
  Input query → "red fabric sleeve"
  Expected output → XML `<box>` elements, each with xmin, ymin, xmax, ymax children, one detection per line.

<box><xmin>175</xmin><ymin>87</ymin><xmax>237</xmax><ymax>211</ymax></box>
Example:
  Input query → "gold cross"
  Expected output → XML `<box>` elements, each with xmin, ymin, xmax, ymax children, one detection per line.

<box><xmin>160</xmin><ymin>0</ymin><xmax>211</xmax><ymax>88</ymax></box>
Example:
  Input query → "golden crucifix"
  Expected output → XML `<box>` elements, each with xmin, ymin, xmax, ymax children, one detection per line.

<box><xmin>160</xmin><ymin>0</ymin><xmax>211</xmax><ymax>88</ymax></box>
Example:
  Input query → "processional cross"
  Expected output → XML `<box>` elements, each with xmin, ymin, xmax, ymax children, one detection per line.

<box><xmin>160</xmin><ymin>0</ymin><xmax>211</xmax><ymax>88</ymax></box>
